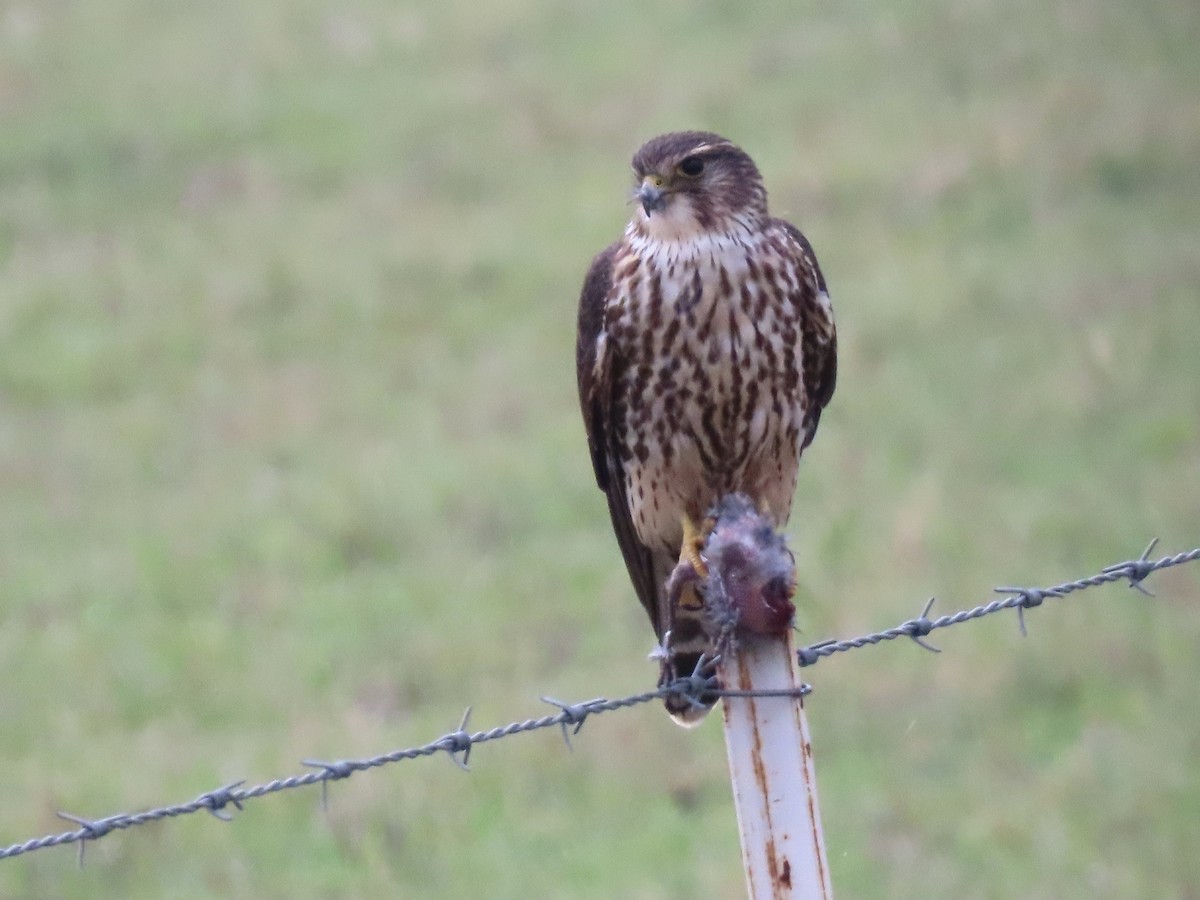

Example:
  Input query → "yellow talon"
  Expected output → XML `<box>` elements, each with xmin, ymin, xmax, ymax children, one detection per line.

<box><xmin>679</xmin><ymin>513</ymin><xmax>711</xmax><ymax>580</ymax></box>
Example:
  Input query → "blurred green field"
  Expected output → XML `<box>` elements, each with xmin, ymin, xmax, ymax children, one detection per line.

<box><xmin>2</xmin><ymin>0</ymin><xmax>1198</xmax><ymax>897</ymax></box>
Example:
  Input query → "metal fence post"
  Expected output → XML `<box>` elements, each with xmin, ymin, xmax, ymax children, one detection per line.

<box><xmin>721</xmin><ymin>630</ymin><xmax>832</xmax><ymax>899</ymax></box>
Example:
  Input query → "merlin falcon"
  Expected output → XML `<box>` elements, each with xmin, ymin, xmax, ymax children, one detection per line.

<box><xmin>576</xmin><ymin>131</ymin><xmax>837</xmax><ymax>723</ymax></box>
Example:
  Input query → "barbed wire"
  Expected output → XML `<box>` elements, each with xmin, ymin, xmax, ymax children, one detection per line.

<box><xmin>1</xmin><ymin>540</ymin><xmax>1196</xmax><ymax>865</ymax></box>
<box><xmin>797</xmin><ymin>539</ymin><xmax>1200</xmax><ymax>665</ymax></box>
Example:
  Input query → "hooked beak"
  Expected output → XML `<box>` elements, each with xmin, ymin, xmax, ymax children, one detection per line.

<box><xmin>637</xmin><ymin>177</ymin><xmax>667</xmax><ymax>215</ymax></box>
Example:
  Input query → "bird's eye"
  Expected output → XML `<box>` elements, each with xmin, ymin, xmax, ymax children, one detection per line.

<box><xmin>678</xmin><ymin>156</ymin><xmax>705</xmax><ymax>177</ymax></box>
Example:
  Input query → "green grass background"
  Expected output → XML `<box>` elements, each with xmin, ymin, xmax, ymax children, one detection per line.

<box><xmin>2</xmin><ymin>0</ymin><xmax>1198</xmax><ymax>897</ymax></box>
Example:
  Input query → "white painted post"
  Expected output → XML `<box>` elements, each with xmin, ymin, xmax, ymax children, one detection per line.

<box><xmin>721</xmin><ymin>629</ymin><xmax>832</xmax><ymax>899</ymax></box>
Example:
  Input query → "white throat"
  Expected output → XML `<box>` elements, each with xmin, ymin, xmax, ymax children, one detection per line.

<box><xmin>626</xmin><ymin>210</ymin><xmax>761</xmax><ymax>266</ymax></box>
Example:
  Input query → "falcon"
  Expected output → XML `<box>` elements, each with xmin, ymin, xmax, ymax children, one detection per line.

<box><xmin>576</xmin><ymin>131</ymin><xmax>837</xmax><ymax>724</ymax></box>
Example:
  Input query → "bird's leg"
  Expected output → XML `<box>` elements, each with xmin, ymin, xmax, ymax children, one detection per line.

<box><xmin>680</xmin><ymin>513</ymin><xmax>711</xmax><ymax>582</ymax></box>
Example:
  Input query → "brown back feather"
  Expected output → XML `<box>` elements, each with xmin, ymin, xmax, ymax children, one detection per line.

<box><xmin>576</xmin><ymin>243</ymin><xmax>663</xmax><ymax>628</ymax></box>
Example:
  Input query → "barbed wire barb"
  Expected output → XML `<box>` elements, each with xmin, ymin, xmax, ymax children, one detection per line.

<box><xmin>905</xmin><ymin>597</ymin><xmax>942</xmax><ymax>652</ymax></box>
<box><xmin>1</xmin><ymin>541</ymin><xmax>1196</xmax><ymax>865</ymax></box>
<box><xmin>301</xmin><ymin>760</ymin><xmax>355</xmax><ymax>813</ymax></box>
<box><xmin>991</xmin><ymin>586</ymin><xmax>1063</xmax><ymax>637</ymax></box>
<box><xmin>196</xmin><ymin>780</ymin><xmax>246</xmax><ymax>822</ymax></box>
<box><xmin>1103</xmin><ymin>537</ymin><xmax>1159</xmax><ymax>596</ymax></box>
<box><xmin>442</xmin><ymin>707</ymin><xmax>474</xmax><ymax>771</ymax></box>
<box><xmin>539</xmin><ymin>696</ymin><xmax>606</xmax><ymax>751</ymax></box>
<box><xmin>55</xmin><ymin>812</ymin><xmax>110</xmax><ymax>868</ymax></box>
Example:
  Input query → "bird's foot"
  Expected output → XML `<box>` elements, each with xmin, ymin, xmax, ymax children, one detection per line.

<box><xmin>679</xmin><ymin>513</ymin><xmax>713</xmax><ymax>580</ymax></box>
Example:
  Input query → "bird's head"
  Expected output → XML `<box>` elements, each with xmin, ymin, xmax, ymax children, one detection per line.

<box><xmin>703</xmin><ymin>493</ymin><xmax>797</xmax><ymax>638</ymax></box>
<box><xmin>629</xmin><ymin>131</ymin><xmax>768</xmax><ymax>242</ymax></box>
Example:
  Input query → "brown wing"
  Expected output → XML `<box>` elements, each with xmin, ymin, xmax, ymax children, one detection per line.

<box><xmin>775</xmin><ymin>219</ymin><xmax>837</xmax><ymax>449</ymax></box>
<box><xmin>576</xmin><ymin>243</ymin><xmax>662</xmax><ymax>625</ymax></box>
